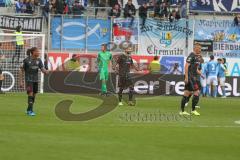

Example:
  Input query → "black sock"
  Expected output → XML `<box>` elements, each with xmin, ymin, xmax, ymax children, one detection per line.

<box><xmin>33</xmin><ymin>96</ymin><xmax>35</xmax><ymax>103</ymax></box>
<box><xmin>118</xmin><ymin>88</ymin><xmax>123</xmax><ymax>102</ymax></box>
<box><xmin>186</xmin><ymin>94</ymin><xmax>192</xmax><ymax>103</ymax></box>
<box><xmin>27</xmin><ymin>96</ymin><xmax>34</xmax><ymax>112</ymax></box>
<box><xmin>129</xmin><ymin>87</ymin><xmax>134</xmax><ymax>101</ymax></box>
<box><xmin>192</xmin><ymin>95</ymin><xmax>199</xmax><ymax>111</ymax></box>
<box><xmin>0</xmin><ymin>80</ymin><xmax>2</xmax><ymax>91</ymax></box>
<box><xmin>181</xmin><ymin>96</ymin><xmax>188</xmax><ymax>112</ymax></box>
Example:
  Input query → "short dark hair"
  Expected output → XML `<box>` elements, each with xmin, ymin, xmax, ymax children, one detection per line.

<box><xmin>16</xmin><ymin>26</ymin><xmax>21</xmax><ymax>32</ymax></box>
<box><xmin>30</xmin><ymin>47</ymin><xmax>38</xmax><ymax>55</ymax></box>
<box><xmin>222</xmin><ymin>58</ymin><xmax>226</xmax><ymax>63</ymax></box>
<box><xmin>210</xmin><ymin>55</ymin><xmax>214</xmax><ymax>60</ymax></box>
<box><xmin>154</xmin><ymin>56</ymin><xmax>159</xmax><ymax>60</ymax></box>
<box><xmin>26</xmin><ymin>48</ymin><xmax>32</xmax><ymax>56</ymax></box>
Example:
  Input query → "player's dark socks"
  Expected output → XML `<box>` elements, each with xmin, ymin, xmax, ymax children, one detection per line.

<box><xmin>0</xmin><ymin>80</ymin><xmax>2</xmax><ymax>91</ymax></box>
<box><xmin>186</xmin><ymin>94</ymin><xmax>192</xmax><ymax>103</ymax></box>
<box><xmin>181</xmin><ymin>96</ymin><xmax>188</xmax><ymax>112</ymax></box>
<box><xmin>33</xmin><ymin>96</ymin><xmax>35</xmax><ymax>103</ymax></box>
<box><xmin>118</xmin><ymin>88</ymin><xmax>123</xmax><ymax>102</ymax></box>
<box><xmin>27</xmin><ymin>96</ymin><xmax>34</xmax><ymax>112</ymax></box>
<box><xmin>129</xmin><ymin>87</ymin><xmax>134</xmax><ymax>101</ymax></box>
<box><xmin>192</xmin><ymin>95</ymin><xmax>199</xmax><ymax>111</ymax></box>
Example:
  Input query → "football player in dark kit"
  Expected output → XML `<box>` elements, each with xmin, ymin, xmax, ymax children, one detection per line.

<box><xmin>114</xmin><ymin>47</ymin><xmax>140</xmax><ymax>106</ymax></box>
<box><xmin>19</xmin><ymin>47</ymin><xmax>49</xmax><ymax>116</ymax></box>
<box><xmin>179</xmin><ymin>43</ymin><xmax>204</xmax><ymax>116</ymax></box>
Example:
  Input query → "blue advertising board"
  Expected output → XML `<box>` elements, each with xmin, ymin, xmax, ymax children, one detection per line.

<box><xmin>51</xmin><ymin>17</ymin><xmax>111</xmax><ymax>50</ymax></box>
<box><xmin>194</xmin><ymin>19</ymin><xmax>240</xmax><ymax>58</ymax></box>
<box><xmin>160</xmin><ymin>56</ymin><xmax>184</xmax><ymax>75</ymax></box>
<box><xmin>194</xmin><ymin>19</ymin><xmax>240</xmax><ymax>42</ymax></box>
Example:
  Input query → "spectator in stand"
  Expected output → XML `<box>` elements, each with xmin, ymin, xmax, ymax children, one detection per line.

<box><xmin>154</xmin><ymin>1</ymin><xmax>168</xmax><ymax>18</ymax></box>
<box><xmin>63</xmin><ymin>1</ymin><xmax>69</xmax><ymax>14</ymax></box>
<box><xmin>55</xmin><ymin>0</ymin><xmax>64</xmax><ymax>14</ymax></box>
<box><xmin>180</xmin><ymin>2</ymin><xmax>187</xmax><ymax>18</ymax></box>
<box><xmin>234</xmin><ymin>14</ymin><xmax>240</xmax><ymax>26</ymax></box>
<box><xmin>109</xmin><ymin>0</ymin><xmax>119</xmax><ymax>7</ymax></box>
<box><xmin>25</xmin><ymin>0</ymin><xmax>35</xmax><ymax>14</ymax></box>
<box><xmin>169</xmin><ymin>9</ymin><xmax>180</xmax><ymax>22</ymax></box>
<box><xmin>50</xmin><ymin>0</ymin><xmax>56</xmax><ymax>13</ymax></box>
<box><xmin>93</xmin><ymin>0</ymin><xmax>99</xmax><ymax>18</ymax></box>
<box><xmin>139</xmin><ymin>2</ymin><xmax>148</xmax><ymax>28</ymax></box>
<box><xmin>124</xmin><ymin>0</ymin><xmax>136</xmax><ymax>27</ymax></box>
<box><xmin>16</xmin><ymin>0</ymin><xmax>24</xmax><ymax>13</ymax></box>
<box><xmin>43</xmin><ymin>0</ymin><xmax>49</xmax><ymax>22</ymax></box>
<box><xmin>72</xmin><ymin>0</ymin><xmax>85</xmax><ymax>15</ymax></box>
<box><xmin>109</xmin><ymin>3</ymin><xmax>121</xmax><ymax>18</ymax></box>
<box><xmin>22</xmin><ymin>0</ymin><xmax>27</xmax><ymax>13</ymax></box>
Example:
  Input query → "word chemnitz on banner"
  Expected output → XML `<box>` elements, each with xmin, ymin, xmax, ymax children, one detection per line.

<box><xmin>0</xmin><ymin>15</ymin><xmax>43</xmax><ymax>32</ymax></box>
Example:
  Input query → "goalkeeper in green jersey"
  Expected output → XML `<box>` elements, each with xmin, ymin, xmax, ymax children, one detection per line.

<box><xmin>97</xmin><ymin>44</ymin><xmax>112</xmax><ymax>96</ymax></box>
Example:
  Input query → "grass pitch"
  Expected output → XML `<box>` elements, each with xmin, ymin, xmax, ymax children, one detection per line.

<box><xmin>0</xmin><ymin>93</ymin><xmax>240</xmax><ymax>160</ymax></box>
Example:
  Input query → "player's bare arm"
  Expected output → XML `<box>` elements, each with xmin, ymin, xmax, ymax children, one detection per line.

<box><xmin>197</xmin><ymin>69</ymin><xmax>205</xmax><ymax>79</ymax></box>
<box><xmin>184</xmin><ymin>62</ymin><xmax>190</xmax><ymax>84</ymax></box>
<box><xmin>41</xmin><ymin>68</ymin><xmax>49</xmax><ymax>74</ymax></box>
<box><xmin>19</xmin><ymin>66</ymin><xmax>25</xmax><ymax>88</ymax></box>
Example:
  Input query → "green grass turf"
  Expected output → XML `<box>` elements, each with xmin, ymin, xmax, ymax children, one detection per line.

<box><xmin>0</xmin><ymin>93</ymin><xmax>240</xmax><ymax>160</ymax></box>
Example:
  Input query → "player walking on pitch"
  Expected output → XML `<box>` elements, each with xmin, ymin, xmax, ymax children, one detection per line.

<box><xmin>180</xmin><ymin>43</ymin><xmax>204</xmax><ymax>116</ymax></box>
<box><xmin>19</xmin><ymin>47</ymin><xmax>48</xmax><ymax>116</ymax></box>
<box><xmin>114</xmin><ymin>47</ymin><xmax>140</xmax><ymax>106</ymax></box>
<box><xmin>97</xmin><ymin>44</ymin><xmax>112</xmax><ymax>96</ymax></box>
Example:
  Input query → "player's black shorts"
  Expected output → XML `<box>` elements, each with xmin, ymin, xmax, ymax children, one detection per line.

<box><xmin>0</xmin><ymin>68</ymin><xmax>2</xmax><ymax>74</ymax></box>
<box><xmin>26</xmin><ymin>82</ymin><xmax>38</xmax><ymax>94</ymax></box>
<box><xmin>118</xmin><ymin>74</ymin><xmax>133</xmax><ymax>89</ymax></box>
<box><xmin>184</xmin><ymin>77</ymin><xmax>201</xmax><ymax>91</ymax></box>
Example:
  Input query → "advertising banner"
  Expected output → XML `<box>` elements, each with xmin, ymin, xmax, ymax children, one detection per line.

<box><xmin>190</xmin><ymin>0</ymin><xmax>240</xmax><ymax>13</ymax></box>
<box><xmin>44</xmin><ymin>72</ymin><xmax>240</xmax><ymax>97</ymax></box>
<box><xmin>194</xmin><ymin>19</ymin><xmax>240</xmax><ymax>58</ymax></box>
<box><xmin>51</xmin><ymin>17</ymin><xmax>111</xmax><ymax>50</ymax></box>
<box><xmin>47</xmin><ymin>52</ymin><xmax>184</xmax><ymax>75</ymax></box>
<box><xmin>0</xmin><ymin>15</ymin><xmax>43</xmax><ymax>32</ymax></box>
<box><xmin>213</xmin><ymin>42</ymin><xmax>240</xmax><ymax>58</ymax></box>
<box><xmin>113</xmin><ymin>18</ymin><xmax>139</xmax><ymax>45</ymax></box>
<box><xmin>194</xmin><ymin>19</ymin><xmax>240</xmax><ymax>42</ymax></box>
<box><xmin>139</xmin><ymin>19</ymin><xmax>193</xmax><ymax>56</ymax></box>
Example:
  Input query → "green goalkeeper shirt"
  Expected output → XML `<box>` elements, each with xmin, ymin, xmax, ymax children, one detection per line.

<box><xmin>97</xmin><ymin>51</ymin><xmax>112</xmax><ymax>71</ymax></box>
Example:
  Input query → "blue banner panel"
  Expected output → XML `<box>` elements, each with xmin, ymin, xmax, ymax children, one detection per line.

<box><xmin>51</xmin><ymin>17</ymin><xmax>111</xmax><ymax>50</ymax></box>
<box><xmin>160</xmin><ymin>56</ymin><xmax>184</xmax><ymax>75</ymax></box>
<box><xmin>190</xmin><ymin>0</ymin><xmax>240</xmax><ymax>13</ymax></box>
<box><xmin>194</xmin><ymin>19</ymin><xmax>240</xmax><ymax>42</ymax></box>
